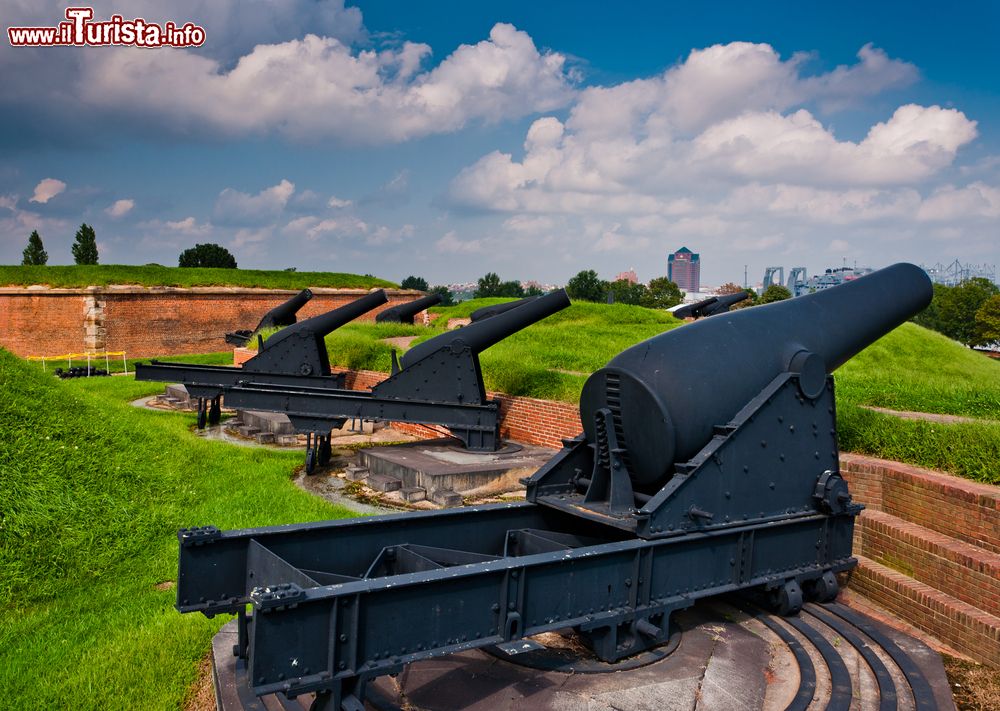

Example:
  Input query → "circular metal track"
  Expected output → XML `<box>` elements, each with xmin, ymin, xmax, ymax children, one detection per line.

<box><xmin>212</xmin><ymin>598</ymin><xmax>955</xmax><ymax>711</ymax></box>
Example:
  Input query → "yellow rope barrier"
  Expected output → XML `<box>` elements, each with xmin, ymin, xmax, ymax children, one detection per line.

<box><xmin>26</xmin><ymin>351</ymin><xmax>129</xmax><ymax>374</ymax></box>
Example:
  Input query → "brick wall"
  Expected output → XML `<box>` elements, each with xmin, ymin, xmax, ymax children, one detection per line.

<box><xmin>0</xmin><ymin>287</ymin><xmax>422</xmax><ymax>358</ymax></box>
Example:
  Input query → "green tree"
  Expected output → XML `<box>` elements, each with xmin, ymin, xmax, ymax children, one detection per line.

<box><xmin>975</xmin><ymin>295</ymin><xmax>1000</xmax><ymax>346</ymax></box>
<box><xmin>430</xmin><ymin>285</ymin><xmax>455</xmax><ymax>306</ymax></box>
<box><xmin>916</xmin><ymin>278</ymin><xmax>1000</xmax><ymax>346</ymax></box>
<box><xmin>760</xmin><ymin>284</ymin><xmax>792</xmax><ymax>303</ymax></box>
<box><xmin>475</xmin><ymin>272</ymin><xmax>502</xmax><ymax>297</ymax></box>
<box><xmin>524</xmin><ymin>284</ymin><xmax>544</xmax><ymax>297</ymax></box>
<box><xmin>401</xmin><ymin>275</ymin><xmax>429</xmax><ymax>291</ymax></box>
<box><xmin>607</xmin><ymin>279</ymin><xmax>648</xmax><ymax>305</ymax></box>
<box><xmin>71</xmin><ymin>223</ymin><xmax>99</xmax><ymax>265</ymax></box>
<box><xmin>178</xmin><ymin>243</ymin><xmax>237</xmax><ymax>268</ymax></box>
<box><xmin>496</xmin><ymin>280</ymin><xmax>526</xmax><ymax>297</ymax></box>
<box><xmin>717</xmin><ymin>281</ymin><xmax>755</xmax><ymax>309</ymax></box>
<box><xmin>566</xmin><ymin>269</ymin><xmax>609</xmax><ymax>302</ymax></box>
<box><xmin>641</xmin><ymin>277</ymin><xmax>683</xmax><ymax>309</ymax></box>
<box><xmin>21</xmin><ymin>230</ymin><xmax>48</xmax><ymax>265</ymax></box>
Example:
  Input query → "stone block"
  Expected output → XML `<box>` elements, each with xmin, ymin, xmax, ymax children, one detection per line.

<box><xmin>400</xmin><ymin>487</ymin><xmax>426</xmax><ymax>503</ymax></box>
<box><xmin>431</xmin><ymin>488</ymin><xmax>463</xmax><ymax>507</ymax></box>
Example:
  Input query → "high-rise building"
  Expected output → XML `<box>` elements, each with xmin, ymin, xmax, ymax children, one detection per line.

<box><xmin>614</xmin><ymin>268</ymin><xmax>638</xmax><ymax>284</ymax></box>
<box><xmin>668</xmin><ymin>247</ymin><xmax>700</xmax><ymax>293</ymax></box>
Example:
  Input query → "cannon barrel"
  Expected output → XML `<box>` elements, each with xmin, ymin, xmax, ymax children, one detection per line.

<box><xmin>375</xmin><ymin>293</ymin><xmax>442</xmax><ymax>324</ymax></box>
<box><xmin>401</xmin><ymin>289</ymin><xmax>570</xmax><ymax>368</ymax></box>
<box><xmin>470</xmin><ymin>295</ymin><xmax>541</xmax><ymax>322</ymax></box>
<box><xmin>258</xmin><ymin>288</ymin><xmax>313</xmax><ymax>329</ymax></box>
<box><xmin>263</xmin><ymin>290</ymin><xmax>387</xmax><ymax>348</ymax></box>
<box><xmin>674</xmin><ymin>290</ymin><xmax>750</xmax><ymax>319</ymax></box>
<box><xmin>580</xmin><ymin>263</ymin><xmax>932</xmax><ymax>490</ymax></box>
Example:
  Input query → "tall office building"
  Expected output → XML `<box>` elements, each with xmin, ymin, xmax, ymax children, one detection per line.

<box><xmin>668</xmin><ymin>247</ymin><xmax>700</xmax><ymax>293</ymax></box>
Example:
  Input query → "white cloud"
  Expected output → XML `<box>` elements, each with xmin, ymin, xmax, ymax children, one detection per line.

<box><xmin>917</xmin><ymin>182</ymin><xmax>1000</xmax><ymax>221</ymax></box>
<box><xmin>165</xmin><ymin>216</ymin><xmax>212</xmax><ymax>235</ymax></box>
<box><xmin>29</xmin><ymin>178</ymin><xmax>66</xmax><ymax>204</ymax></box>
<box><xmin>74</xmin><ymin>23</ymin><xmax>575</xmax><ymax>144</ymax></box>
<box><xmin>214</xmin><ymin>179</ymin><xmax>295</xmax><ymax>224</ymax></box>
<box><xmin>105</xmin><ymin>198</ymin><xmax>134</xmax><ymax>217</ymax></box>
<box><xmin>328</xmin><ymin>196</ymin><xmax>353</xmax><ymax>209</ymax></box>
<box><xmin>435</xmin><ymin>230</ymin><xmax>487</xmax><ymax>254</ymax></box>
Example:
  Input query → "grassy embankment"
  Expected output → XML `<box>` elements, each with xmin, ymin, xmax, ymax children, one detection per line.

<box><xmin>255</xmin><ymin>298</ymin><xmax>1000</xmax><ymax>483</ymax></box>
<box><xmin>0</xmin><ymin>350</ymin><xmax>358</xmax><ymax>708</ymax></box>
<box><xmin>0</xmin><ymin>264</ymin><xmax>395</xmax><ymax>289</ymax></box>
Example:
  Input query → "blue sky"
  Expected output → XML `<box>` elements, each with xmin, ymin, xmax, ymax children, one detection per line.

<box><xmin>2</xmin><ymin>1</ymin><xmax>998</xmax><ymax>287</ymax></box>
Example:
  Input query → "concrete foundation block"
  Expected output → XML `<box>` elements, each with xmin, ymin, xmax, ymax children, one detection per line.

<box><xmin>431</xmin><ymin>488</ymin><xmax>463</xmax><ymax>507</ymax></box>
<box><xmin>345</xmin><ymin>465</ymin><xmax>370</xmax><ymax>481</ymax></box>
<box><xmin>256</xmin><ymin>432</ymin><xmax>276</xmax><ymax>444</ymax></box>
<box><xmin>369</xmin><ymin>473</ymin><xmax>402</xmax><ymax>493</ymax></box>
<box><xmin>400</xmin><ymin>486</ymin><xmax>426</xmax><ymax>502</ymax></box>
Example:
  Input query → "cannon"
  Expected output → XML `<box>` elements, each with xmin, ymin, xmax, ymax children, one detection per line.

<box><xmin>672</xmin><ymin>290</ymin><xmax>749</xmax><ymax>319</ymax></box>
<box><xmin>469</xmin><ymin>295</ymin><xmax>541</xmax><ymax>322</ymax></box>
<box><xmin>136</xmin><ymin>291</ymin><xmax>388</xmax><ymax>428</ymax></box>
<box><xmin>225</xmin><ymin>288</ymin><xmax>314</xmax><ymax>346</ymax></box>
<box><xmin>374</xmin><ymin>293</ymin><xmax>442</xmax><ymax>324</ymax></box>
<box><xmin>219</xmin><ymin>289</ymin><xmax>571</xmax><ymax>467</ymax></box>
<box><xmin>170</xmin><ymin>264</ymin><xmax>931</xmax><ymax>711</ymax></box>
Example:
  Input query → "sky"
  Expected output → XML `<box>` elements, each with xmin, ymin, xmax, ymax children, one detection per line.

<box><xmin>1</xmin><ymin>0</ymin><xmax>998</xmax><ymax>288</ymax></box>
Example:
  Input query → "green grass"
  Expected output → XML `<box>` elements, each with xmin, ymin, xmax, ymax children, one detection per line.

<box><xmin>0</xmin><ymin>264</ymin><xmax>395</xmax><ymax>289</ymax></box>
<box><xmin>30</xmin><ymin>350</ymin><xmax>233</xmax><ymax>376</ymax></box>
<box><xmin>0</xmin><ymin>348</ymin><xmax>357</xmax><ymax>708</ymax></box>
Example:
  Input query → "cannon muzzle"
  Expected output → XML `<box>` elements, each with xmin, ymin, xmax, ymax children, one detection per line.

<box><xmin>401</xmin><ymin>289</ymin><xmax>570</xmax><ymax>368</ymax></box>
<box><xmin>375</xmin><ymin>294</ymin><xmax>443</xmax><ymax>324</ymax></box>
<box><xmin>470</xmin><ymin>295</ymin><xmax>541</xmax><ymax>322</ymax></box>
<box><xmin>580</xmin><ymin>263</ymin><xmax>932</xmax><ymax>490</ymax></box>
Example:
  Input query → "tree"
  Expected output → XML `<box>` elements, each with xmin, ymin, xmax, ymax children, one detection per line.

<box><xmin>566</xmin><ymin>269</ymin><xmax>609</xmax><ymax>302</ymax></box>
<box><xmin>524</xmin><ymin>284</ymin><xmax>544</xmax><ymax>297</ymax></box>
<box><xmin>401</xmin><ymin>275</ymin><xmax>429</xmax><ymax>291</ymax></box>
<box><xmin>475</xmin><ymin>272</ymin><xmax>502</xmax><ymax>297</ymax></box>
<box><xmin>430</xmin><ymin>285</ymin><xmax>455</xmax><ymax>306</ymax></box>
<box><xmin>496</xmin><ymin>280</ymin><xmax>526</xmax><ymax>297</ymax></box>
<box><xmin>606</xmin><ymin>279</ymin><xmax>647</xmax><ymax>306</ymax></box>
<box><xmin>178</xmin><ymin>243</ymin><xmax>238</xmax><ymax>268</ymax></box>
<box><xmin>915</xmin><ymin>278</ymin><xmax>1000</xmax><ymax>346</ymax></box>
<box><xmin>975</xmin><ymin>295</ymin><xmax>1000</xmax><ymax>347</ymax></box>
<box><xmin>21</xmin><ymin>230</ymin><xmax>48</xmax><ymax>265</ymax></box>
<box><xmin>760</xmin><ymin>284</ymin><xmax>792</xmax><ymax>303</ymax></box>
<box><xmin>641</xmin><ymin>277</ymin><xmax>683</xmax><ymax>309</ymax></box>
<box><xmin>72</xmin><ymin>223</ymin><xmax>99</xmax><ymax>265</ymax></box>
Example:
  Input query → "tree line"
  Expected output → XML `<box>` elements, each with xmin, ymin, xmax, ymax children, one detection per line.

<box><xmin>913</xmin><ymin>278</ymin><xmax>1000</xmax><ymax>348</ymax></box>
<box><xmin>21</xmin><ymin>229</ymin><xmax>240</xmax><ymax>269</ymax></box>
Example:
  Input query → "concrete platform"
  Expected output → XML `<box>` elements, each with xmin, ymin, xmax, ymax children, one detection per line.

<box><xmin>210</xmin><ymin>597</ymin><xmax>956</xmax><ymax>711</ymax></box>
<box><xmin>358</xmin><ymin>438</ymin><xmax>556</xmax><ymax>499</ymax></box>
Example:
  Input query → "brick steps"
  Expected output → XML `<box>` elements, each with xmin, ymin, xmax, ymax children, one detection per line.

<box><xmin>857</xmin><ymin>509</ymin><xmax>1000</xmax><ymax>615</ymax></box>
<box><xmin>850</xmin><ymin>555</ymin><xmax>1000</xmax><ymax>667</ymax></box>
<box><xmin>841</xmin><ymin>454</ymin><xmax>1000</xmax><ymax>667</ymax></box>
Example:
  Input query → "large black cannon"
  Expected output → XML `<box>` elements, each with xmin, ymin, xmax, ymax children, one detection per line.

<box><xmin>171</xmin><ymin>264</ymin><xmax>931</xmax><ymax>711</ymax></box>
<box><xmin>219</xmin><ymin>289</ymin><xmax>571</xmax><ymax>464</ymax></box>
<box><xmin>136</xmin><ymin>291</ymin><xmax>388</xmax><ymax>428</ymax></box>
<box><xmin>672</xmin><ymin>290</ymin><xmax>749</xmax><ymax>319</ymax></box>
<box><xmin>225</xmin><ymin>288</ymin><xmax>314</xmax><ymax>346</ymax></box>
<box><xmin>469</xmin><ymin>295</ymin><xmax>541</xmax><ymax>322</ymax></box>
<box><xmin>374</xmin><ymin>293</ymin><xmax>442</xmax><ymax>324</ymax></box>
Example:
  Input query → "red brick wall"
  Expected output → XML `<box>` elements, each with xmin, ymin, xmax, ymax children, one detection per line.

<box><xmin>0</xmin><ymin>287</ymin><xmax>422</xmax><ymax>358</ymax></box>
<box><xmin>841</xmin><ymin>453</ymin><xmax>1000</xmax><ymax>554</ymax></box>
<box><xmin>0</xmin><ymin>290</ymin><xmax>87</xmax><ymax>357</ymax></box>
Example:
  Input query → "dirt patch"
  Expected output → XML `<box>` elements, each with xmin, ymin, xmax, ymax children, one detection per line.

<box><xmin>862</xmin><ymin>406</ymin><xmax>995</xmax><ymax>425</ymax></box>
<box><xmin>183</xmin><ymin>654</ymin><xmax>215</xmax><ymax>711</ymax></box>
<box><xmin>944</xmin><ymin>655</ymin><xmax>1000</xmax><ymax>710</ymax></box>
<box><xmin>154</xmin><ymin>580</ymin><xmax>175</xmax><ymax>591</ymax></box>
<box><xmin>382</xmin><ymin>336</ymin><xmax>419</xmax><ymax>350</ymax></box>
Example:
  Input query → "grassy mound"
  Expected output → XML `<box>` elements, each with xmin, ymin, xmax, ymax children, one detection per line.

<box><xmin>0</xmin><ymin>349</ymin><xmax>356</xmax><ymax>708</ymax></box>
<box><xmin>0</xmin><ymin>264</ymin><xmax>395</xmax><ymax>289</ymax></box>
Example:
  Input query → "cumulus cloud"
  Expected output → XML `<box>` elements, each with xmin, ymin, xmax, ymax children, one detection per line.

<box><xmin>67</xmin><ymin>23</ymin><xmax>574</xmax><ymax>144</ymax></box>
<box><xmin>214</xmin><ymin>179</ymin><xmax>295</xmax><ymax>225</ymax></box>
<box><xmin>105</xmin><ymin>198</ymin><xmax>134</xmax><ymax>217</ymax></box>
<box><xmin>29</xmin><ymin>178</ymin><xmax>66</xmax><ymax>204</ymax></box>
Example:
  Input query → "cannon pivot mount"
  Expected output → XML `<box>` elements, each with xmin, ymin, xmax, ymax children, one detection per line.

<box><xmin>172</xmin><ymin>264</ymin><xmax>932</xmax><ymax>710</ymax></box>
